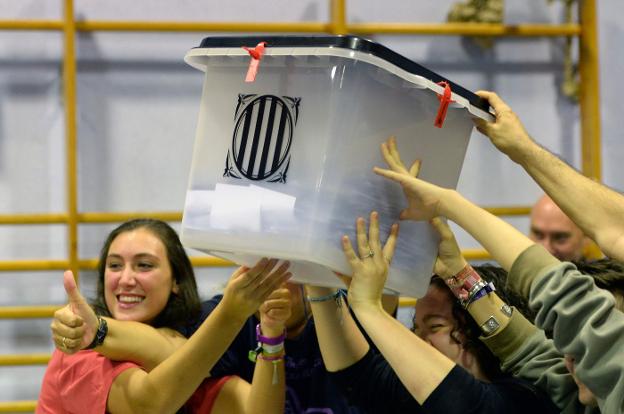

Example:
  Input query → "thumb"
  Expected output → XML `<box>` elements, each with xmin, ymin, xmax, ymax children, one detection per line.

<box><xmin>63</xmin><ymin>271</ymin><xmax>92</xmax><ymax>318</ymax></box>
<box><xmin>430</xmin><ymin>217</ymin><xmax>452</xmax><ymax>239</ymax></box>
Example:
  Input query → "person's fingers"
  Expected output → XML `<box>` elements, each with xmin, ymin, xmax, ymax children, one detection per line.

<box><xmin>63</xmin><ymin>271</ymin><xmax>88</xmax><ymax>311</ymax></box>
<box><xmin>255</xmin><ymin>262</ymin><xmax>292</xmax><ymax>299</ymax></box>
<box><xmin>373</xmin><ymin>167</ymin><xmax>413</xmax><ymax>187</ymax></box>
<box><xmin>341</xmin><ymin>235</ymin><xmax>360</xmax><ymax>268</ymax></box>
<box><xmin>239</xmin><ymin>258</ymin><xmax>272</xmax><ymax>289</ymax></box>
<box><xmin>368</xmin><ymin>212</ymin><xmax>382</xmax><ymax>255</ymax></box>
<box><xmin>51</xmin><ymin>319</ymin><xmax>86</xmax><ymax>341</ymax></box>
<box><xmin>53</xmin><ymin>334</ymin><xmax>81</xmax><ymax>354</ymax></box>
<box><xmin>261</xmin><ymin>298</ymin><xmax>291</xmax><ymax>311</ymax></box>
<box><xmin>380</xmin><ymin>138</ymin><xmax>408</xmax><ymax>173</ymax></box>
<box><xmin>53</xmin><ymin>306</ymin><xmax>84</xmax><ymax>329</ymax></box>
<box><xmin>356</xmin><ymin>217</ymin><xmax>372</xmax><ymax>258</ymax></box>
<box><xmin>409</xmin><ymin>159</ymin><xmax>421</xmax><ymax>178</ymax></box>
<box><xmin>429</xmin><ymin>217</ymin><xmax>453</xmax><ymax>240</ymax></box>
<box><xmin>259</xmin><ymin>272</ymin><xmax>292</xmax><ymax>300</ymax></box>
<box><xmin>387</xmin><ymin>137</ymin><xmax>404</xmax><ymax>169</ymax></box>
<box><xmin>382</xmin><ymin>223</ymin><xmax>400</xmax><ymax>264</ymax></box>
<box><xmin>475</xmin><ymin>90</ymin><xmax>511</xmax><ymax>115</ymax></box>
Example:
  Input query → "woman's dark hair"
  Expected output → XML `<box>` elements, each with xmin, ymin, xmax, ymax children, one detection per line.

<box><xmin>424</xmin><ymin>275</ymin><xmax>504</xmax><ymax>381</ymax></box>
<box><xmin>574</xmin><ymin>258</ymin><xmax>624</xmax><ymax>311</ymax></box>
<box><xmin>416</xmin><ymin>265</ymin><xmax>534</xmax><ymax>381</ymax></box>
<box><xmin>91</xmin><ymin>219</ymin><xmax>201</xmax><ymax>331</ymax></box>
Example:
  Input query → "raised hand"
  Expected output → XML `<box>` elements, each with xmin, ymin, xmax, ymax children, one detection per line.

<box><xmin>259</xmin><ymin>286</ymin><xmax>291</xmax><ymax>338</ymax></box>
<box><xmin>221</xmin><ymin>258</ymin><xmax>291</xmax><ymax>322</ymax></box>
<box><xmin>50</xmin><ymin>270</ymin><xmax>99</xmax><ymax>354</ymax></box>
<box><xmin>373</xmin><ymin>136</ymin><xmax>450</xmax><ymax>221</ymax></box>
<box><xmin>472</xmin><ymin>91</ymin><xmax>535</xmax><ymax>163</ymax></box>
<box><xmin>430</xmin><ymin>217</ymin><xmax>468</xmax><ymax>279</ymax></box>
<box><xmin>341</xmin><ymin>211</ymin><xmax>399</xmax><ymax>309</ymax></box>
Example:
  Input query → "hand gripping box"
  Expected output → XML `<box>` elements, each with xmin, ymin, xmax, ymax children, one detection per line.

<box><xmin>182</xmin><ymin>35</ymin><xmax>492</xmax><ymax>297</ymax></box>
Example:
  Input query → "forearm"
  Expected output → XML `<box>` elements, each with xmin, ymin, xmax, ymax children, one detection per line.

<box><xmin>243</xmin><ymin>351</ymin><xmax>285</xmax><ymax>414</ymax></box>
<box><xmin>306</xmin><ymin>286</ymin><xmax>369</xmax><ymax>371</ymax></box>
<box><xmin>115</xmin><ymin>304</ymin><xmax>248</xmax><ymax>413</ymax></box>
<box><xmin>95</xmin><ymin>318</ymin><xmax>184</xmax><ymax>371</ymax></box>
<box><xmin>352</xmin><ymin>302</ymin><xmax>454</xmax><ymax>405</ymax></box>
<box><xmin>440</xmin><ymin>190</ymin><xmax>534</xmax><ymax>271</ymax></box>
<box><xmin>515</xmin><ymin>141</ymin><xmax>624</xmax><ymax>261</ymax></box>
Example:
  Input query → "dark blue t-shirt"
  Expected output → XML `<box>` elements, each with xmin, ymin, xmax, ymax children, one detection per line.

<box><xmin>184</xmin><ymin>295</ymin><xmax>364</xmax><ymax>414</ymax></box>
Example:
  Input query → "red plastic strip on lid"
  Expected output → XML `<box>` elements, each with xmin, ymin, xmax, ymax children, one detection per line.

<box><xmin>434</xmin><ymin>81</ymin><xmax>455</xmax><ymax>128</ymax></box>
<box><xmin>242</xmin><ymin>42</ymin><xmax>267</xmax><ymax>83</ymax></box>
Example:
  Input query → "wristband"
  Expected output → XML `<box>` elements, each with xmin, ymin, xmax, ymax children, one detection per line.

<box><xmin>256</xmin><ymin>324</ymin><xmax>286</xmax><ymax>346</ymax></box>
<box><xmin>307</xmin><ymin>289</ymin><xmax>345</xmax><ymax>305</ymax></box>
<box><xmin>262</xmin><ymin>342</ymin><xmax>284</xmax><ymax>354</ymax></box>
<box><xmin>85</xmin><ymin>317</ymin><xmax>108</xmax><ymax>350</ymax></box>
<box><xmin>257</xmin><ymin>353</ymin><xmax>284</xmax><ymax>362</ymax></box>
<box><xmin>465</xmin><ymin>281</ymin><xmax>496</xmax><ymax>307</ymax></box>
<box><xmin>444</xmin><ymin>264</ymin><xmax>483</xmax><ymax>304</ymax></box>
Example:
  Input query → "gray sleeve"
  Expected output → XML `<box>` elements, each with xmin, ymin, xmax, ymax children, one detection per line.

<box><xmin>481</xmin><ymin>306</ymin><xmax>591</xmax><ymax>413</ymax></box>
<box><xmin>525</xmin><ymin>254</ymin><xmax>624</xmax><ymax>413</ymax></box>
<box><xmin>500</xmin><ymin>329</ymin><xmax>596</xmax><ymax>414</ymax></box>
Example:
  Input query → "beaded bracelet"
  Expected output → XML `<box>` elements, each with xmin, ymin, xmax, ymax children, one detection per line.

<box><xmin>307</xmin><ymin>289</ymin><xmax>346</xmax><ymax>307</ymax></box>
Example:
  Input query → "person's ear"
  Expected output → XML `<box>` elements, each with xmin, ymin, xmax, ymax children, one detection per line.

<box><xmin>172</xmin><ymin>279</ymin><xmax>180</xmax><ymax>294</ymax></box>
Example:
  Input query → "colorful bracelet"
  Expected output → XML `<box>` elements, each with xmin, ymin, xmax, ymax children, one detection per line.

<box><xmin>444</xmin><ymin>264</ymin><xmax>483</xmax><ymax>304</ymax></box>
<box><xmin>466</xmin><ymin>281</ymin><xmax>496</xmax><ymax>307</ymax></box>
<box><xmin>257</xmin><ymin>353</ymin><xmax>284</xmax><ymax>385</ymax></box>
<box><xmin>256</xmin><ymin>323</ymin><xmax>286</xmax><ymax>346</ymax></box>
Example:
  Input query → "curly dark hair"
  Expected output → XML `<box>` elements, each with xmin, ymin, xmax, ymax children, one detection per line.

<box><xmin>91</xmin><ymin>219</ymin><xmax>201</xmax><ymax>332</ymax></box>
<box><xmin>415</xmin><ymin>265</ymin><xmax>535</xmax><ymax>381</ymax></box>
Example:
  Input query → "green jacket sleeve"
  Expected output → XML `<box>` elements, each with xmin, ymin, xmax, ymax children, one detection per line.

<box><xmin>508</xmin><ymin>244</ymin><xmax>624</xmax><ymax>413</ymax></box>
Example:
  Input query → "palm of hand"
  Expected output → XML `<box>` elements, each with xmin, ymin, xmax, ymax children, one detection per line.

<box><xmin>348</xmin><ymin>262</ymin><xmax>387</xmax><ymax>307</ymax></box>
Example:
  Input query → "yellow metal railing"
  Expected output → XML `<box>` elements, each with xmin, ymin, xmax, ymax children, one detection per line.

<box><xmin>0</xmin><ymin>0</ymin><xmax>600</xmax><ymax>411</ymax></box>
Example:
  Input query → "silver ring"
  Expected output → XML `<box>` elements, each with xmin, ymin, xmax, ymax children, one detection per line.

<box><xmin>361</xmin><ymin>250</ymin><xmax>374</xmax><ymax>259</ymax></box>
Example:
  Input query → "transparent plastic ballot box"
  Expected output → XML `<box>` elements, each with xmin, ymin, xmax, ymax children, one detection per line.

<box><xmin>182</xmin><ymin>35</ymin><xmax>492</xmax><ymax>298</ymax></box>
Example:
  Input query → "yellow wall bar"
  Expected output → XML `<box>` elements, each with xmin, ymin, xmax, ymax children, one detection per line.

<box><xmin>78</xmin><ymin>211</ymin><xmax>182</xmax><ymax>223</ymax></box>
<box><xmin>0</xmin><ymin>207</ymin><xmax>529</xmax><ymax>225</ymax></box>
<box><xmin>0</xmin><ymin>19</ymin><xmax>582</xmax><ymax>38</ymax></box>
<box><xmin>75</xmin><ymin>21</ymin><xmax>329</xmax><ymax>33</ymax></box>
<box><xmin>0</xmin><ymin>401</ymin><xmax>36</xmax><ymax>413</ymax></box>
<box><xmin>0</xmin><ymin>214</ymin><xmax>68</xmax><ymax>225</ymax></box>
<box><xmin>63</xmin><ymin>0</ymin><xmax>79</xmax><ymax>279</ymax></box>
<box><xmin>0</xmin><ymin>354</ymin><xmax>50</xmax><ymax>366</ymax></box>
<box><xmin>0</xmin><ymin>20</ymin><xmax>63</xmax><ymax>31</ymax></box>
<box><xmin>0</xmin><ymin>306</ymin><xmax>60</xmax><ymax>319</ymax></box>
<box><xmin>579</xmin><ymin>0</ymin><xmax>601</xmax><ymax>181</ymax></box>
<box><xmin>483</xmin><ymin>206</ymin><xmax>531</xmax><ymax>216</ymax></box>
<box><xmin>348</xmin><ymin>23</ymin><xmax>581</xmax><ymax>37</ymax></box>
<box><xmin>330</xmin><ymin>0</ymin><xmax>347</xmax><ymax>35</ymax></box>
<box><xmin>0</xmin><ymin>260</ymin><xmax>69</xmax><ymax>271</ymax></box>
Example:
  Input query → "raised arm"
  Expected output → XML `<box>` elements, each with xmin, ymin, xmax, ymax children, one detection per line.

<box><xmin>374</xmin><ymin>137</ymin><xmax>533</xmax><ymax>272</ymax></box>
<box><xmin>474</xmin><ymin>91</ymin><xmax>624</xmax><ymax>261</ymax></box>
<box><xmin>106</xmin><ymin>258</ymin><xmax>291</xmax><ymax>413</ymax></box>
<box><xmin>213</xmin><ymin>286</ymin><xmax>291</xmax><ymax>414</ymax></box>
<box><xmin>430</xmin><ymin>217</ymin><xmax>586</xmax><ymax>412</ymax></box>
<box><xmin>343</xmin><ymin>212</ymin><xmax>455</xmax><ymax>405</ymax></box>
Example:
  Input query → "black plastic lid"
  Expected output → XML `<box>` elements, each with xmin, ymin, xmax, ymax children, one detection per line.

<box><xmin>194</xmin><ymin>35</ymin><xmax>490</xmax><ymax>113</ymax></box>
